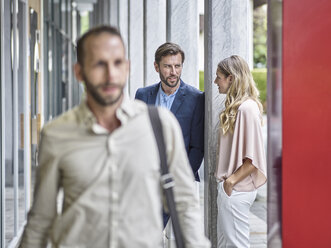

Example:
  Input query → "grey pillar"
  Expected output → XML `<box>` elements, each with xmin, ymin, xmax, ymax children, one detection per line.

<box><xmin>109</xmin><ymin>0</ymin><xmax>118</xmax><ymax>27</ymax></box>
<box><xmin>102</xmin><ymin>0</ymin><xmax>109</xmax><ymax>24</ymax></box>
<box><xmin>204</xmin><ymin>0</ymin><xmax>253</xmax><ymax>246</ymax></box>
<box><xmin>91</xmin><ymin>4</ymin><xmax>96</xmax><ymax>27</ymax></box>
<box><xmin>89</xmin><ymin>11</ymin><xmax>93</xmax><ymax>28</ymax></box>
<box><xmin>144</xmin><ymin>0</ymin><xmax>166</xmax><ymax>86</ymax></box>
<box><xmin>128</xmin><ymin>0</ymin><xmax>144</xmax><ymax>97</ymax></box>
<box><xmin>118</xmin><ymin>0</ymin><xmax>128</xmax><ymax>56</ymax></box>
<box><xmin>97</xmin><ymin>0</ymin><xmax>103</xmax><ymax>25</ymax></box>
<box><xmin>248</xmin><ymin>0</ymin><xmax>254</xmax><ymax>69</ymax></box>
<box><xmin>167</xmin><ymin>0</ymin><xmax>199</xmax><ymax>88</ymax></box>
<box><xmin>93</xmin><ymin>3</ymin><xmax>97</xmax><ymax>26</ymax></box>
<box><xmin>118</xmin><ymin>0</ymin><xmax>129</xmax><ymax>95</ymax></box>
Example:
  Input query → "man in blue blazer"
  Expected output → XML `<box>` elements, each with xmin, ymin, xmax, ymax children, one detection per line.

<box><xmin>135</xmin><ymin>42</ymin><xmax>204</xmax><ymax>226</ymax></box>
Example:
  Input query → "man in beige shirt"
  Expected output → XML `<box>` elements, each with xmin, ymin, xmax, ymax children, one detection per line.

<box><xmin>19</xmin><ymin>26</ymin><xmax>210</xmax><ymax>248</ymax></box>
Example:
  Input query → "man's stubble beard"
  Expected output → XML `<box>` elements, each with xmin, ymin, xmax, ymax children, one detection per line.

<box><xmin>83</xmin><ymin>74</ymin><xmax>124</xmax><ymax>106</ymax></box>
<box><xmin>159</xmin><ymin>71</ymin><xmax>181</xmax><ymax>88</ymax></box>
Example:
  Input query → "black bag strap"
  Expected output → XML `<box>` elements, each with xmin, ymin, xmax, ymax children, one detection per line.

<box><xmin>147</xmin><ymin>106</ymin><xmax>185</xmax><ymax>248</ymax></box>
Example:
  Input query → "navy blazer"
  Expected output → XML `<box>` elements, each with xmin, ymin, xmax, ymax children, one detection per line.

<box><xmin>135</xmin><ymin>80</ymin><xmax>204</xmax><ymax>181</ymax></box>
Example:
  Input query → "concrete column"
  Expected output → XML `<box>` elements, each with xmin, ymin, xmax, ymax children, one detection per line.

<box><xmin>118</xmin><ymin>0</ymin><xmax>128</xmax><ymax>56</ymax></box>
<box><xmin>128</xmin><ymin>0</ymin><xmax>144</xmax><ymax>97</ymax></box>
<box><xmin>102</xmin><ymin>0</ymin><xmax>109</xmax><ymax>24</ymax></box>
<box><xmin>167</xmin><ymin>0</ymin><xmax>199</xmax><ymax>88</ymax></box>
<box><xmin>97</xmin><ymin>0</ymin><xmax>103</xmax><ymax>25</ymax></box>
<box><xmin>109</xmin><ymin>0</ymin><xmax>118</xmax><ymax>27</ymax></box>
<box><xmin>92</xmin><ymin>3</ymin><xmax>97</xmax><ymax>26</ymax></box>
<box><xmin>204</xmin><ymin>0</ymin><xmax>253</xmax><ymax>246</ymax></box>
<box><xmin>118</xmin><ymin>0</ymin><xmax>129</xmax><ymax>95</ymax></box>
<box><xmin>143</xmin><ymin>0</ymin><xmax>166</xmax><ymax>86</ymax></box>
<box><xmin>91</xmin><ymin>4</ymin><xmax>96</xmax><ymax>27</ymax></box>
<box><xmin>89</xmin><ymin>11</ymin><xmax>93</xmax><ymax>28</ymax></box>
<box><xmin>248</xmin><ymin>0</ymin><xmax>254</xmax><ymax>69</ymax></box>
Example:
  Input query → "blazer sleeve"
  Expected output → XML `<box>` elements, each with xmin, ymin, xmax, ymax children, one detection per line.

<box><xmin>135</xmin><ymin>88</ymin><xmax>144</xmax><ymax>101</ymax></box>
<box><xmin>188</xmin><ymin>92</ymin><xmax>205</xmax><ymax>180</ymax></box>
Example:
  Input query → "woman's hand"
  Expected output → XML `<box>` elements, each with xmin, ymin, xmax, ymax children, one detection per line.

<box><xmin>223</xmin><ymin>159</ymin><xmax>257</xmax><ymax>196</ymax></box>
<box><xmin>223</xmin><ymin>179</ymin><xmax>234</xmax><ymax>197</ymax></box>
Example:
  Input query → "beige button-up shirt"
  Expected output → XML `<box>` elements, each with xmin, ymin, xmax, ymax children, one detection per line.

<box><xmin>20</xmin><ymin>97</ymin><xmax>210</xmax><ymax>248</ymax></box>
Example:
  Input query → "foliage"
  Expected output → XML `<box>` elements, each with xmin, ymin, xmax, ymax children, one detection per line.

<box><xmin>199</xmin><ymin>71</ymin><xmax>204</xmax><ymax>91</ymax></box>
<box><xmin>252</xmin><ymin>68</ymin><xmax>267</xmax><ymax>112</ymax></box>
<box><xmin>199</xmin><ymin>69</ymin><xmax>267</xmax><ymax>111</ymax></box>
<box><xmin>81</xmin><ymin>13</ymin><xmax>89</xmax><ymax>34</ymax></box>
<box><xmin>253</xmin><ymin>6</ymin><xmax>267</xmax><ymax>68</ymax></box>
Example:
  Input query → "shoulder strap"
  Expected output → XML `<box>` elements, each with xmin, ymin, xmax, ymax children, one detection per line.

<box><xmin>147</xmin><ymin>106</ymin><xmax>185</xmax><ymax>248</ymax></box>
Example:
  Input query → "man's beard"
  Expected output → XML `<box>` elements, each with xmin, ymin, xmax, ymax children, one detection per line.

<box><xmin>159</xmin><ymin>72</ymin><xmax>180</xmax><ymax>88</ymax></box>
<box><xmin>83</xmin><ymin>74</ymin><xmax>124</xmax><ymax>106</ymax></box>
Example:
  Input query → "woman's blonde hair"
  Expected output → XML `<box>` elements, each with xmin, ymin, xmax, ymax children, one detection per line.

<box><xmin>218</xmin><ymin>55</ymin><xmax>263</xmax><ymax>134</ymax></box>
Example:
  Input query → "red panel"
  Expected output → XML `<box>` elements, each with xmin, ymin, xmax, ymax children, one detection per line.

<box><xmin>283</xmin><ymin>0</ymin><xmax>331</xmax><ymax>247</ymax></box>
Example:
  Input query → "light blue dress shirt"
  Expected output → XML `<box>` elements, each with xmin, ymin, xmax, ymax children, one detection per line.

<box><xmin>155</xmin><ymin>83</ymin><xmax>179</xmax><ymax>110</ymax></box>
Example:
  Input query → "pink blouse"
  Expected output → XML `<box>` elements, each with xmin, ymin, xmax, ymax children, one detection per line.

<box><xmin>215</xmin><ymin>99</ymin><xmax>267</xmax><ymax>191</ymax></box>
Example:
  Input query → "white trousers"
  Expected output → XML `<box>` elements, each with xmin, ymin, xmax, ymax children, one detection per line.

<box><xmin>217</xmin><ymin>181</ymin><xmax>257</xmax><ymax>248</ymax></box>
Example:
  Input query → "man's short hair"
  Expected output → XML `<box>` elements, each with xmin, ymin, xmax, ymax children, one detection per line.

<box><xmin>76</xmin><ymin>25</ymin><xmax>124</xmax><ymax>66</ymax></box>
<box><xmin>154</xmin><ymin>42</ymin><xmax>185</xmax><ymax>65</ymax></box>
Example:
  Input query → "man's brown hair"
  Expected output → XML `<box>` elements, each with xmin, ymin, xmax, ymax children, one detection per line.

<box><xmin>76</xmin><ymin>25</ymin><xmax>124</xmax><ymax>66</ymax></box>
<box><xmin>154</xmin><ymin>42</ymin><xmax>185</xmax><ymax>65</ymax></box>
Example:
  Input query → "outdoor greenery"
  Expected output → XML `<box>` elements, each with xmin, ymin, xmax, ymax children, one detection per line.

<box><xmin>253</xmin><ymin>6</ymin><xmax>267</xmax><ymax>68</ymax></box>
<box><xmin>81</xmin><ymin>13</ymin><xmax>89</xmax><ymax>34</ymax></box>
<box><xmin>199</xmin><ymin>68</ymin><xmax>267</xmax><ymax>112</ymax></box>
<box><xmin>199</xmin><ymin>71</ymin><xmax>204</xmax><ymax>92</ymax></box>
<box><xmin>252</xmin><ymin>68</ymin><xmax>267</xmax><ymax>111</ymax></box>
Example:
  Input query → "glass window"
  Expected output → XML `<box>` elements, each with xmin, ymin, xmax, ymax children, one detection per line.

<box><xmin>17</xmin><ymin>0</ymin><xmax>27</xmax><ymax>229</ymax></box>
<box><xmin>62</xmin><ymin>38</ymin><xmax>69</xmax><ymax>111</ymax></box>
<box><xmin>0</xmin><ymin>0</ymin><xmax>84</xmax><ymax>246</ymax></box>
<box><xmin>44</xmin><ymin>20</ymin><xmax>51</xmax><ymax>121</ymax></box>
<box><xmin>54</xmin><ymin>0</ymin><xmax>61</xmax><ymax>27</ymax></box>
<box><xmin>3</xmin><ymin>0</ymin><xmax>29</xmax><ymax>246</ymax></box>
<box><xmin>61</xmin><ymin>0</ymin><xmax>68</xmax><ymax>32</ymax></box>
<box><xmin>4</xmin><ymin>0</ymin><xmax>15</xmax><ymax>245</ymax></box>
<box><xmin>30</xmin><ymin>8</ymin><xmax>39</xmax><ymax>197</ymax></box>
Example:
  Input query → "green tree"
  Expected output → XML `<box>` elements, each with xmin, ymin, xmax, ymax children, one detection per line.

<box><xmin>253</xmin><ymin>5</ymin><xmax>267</xmax><ymax>68</ymax></box>
<box><xmin>81</xmin><ymin>12</ymin><xmax>89</xmax><ymax>34</ymax></box>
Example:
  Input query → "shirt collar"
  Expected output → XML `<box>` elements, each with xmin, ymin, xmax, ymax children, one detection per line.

<box><xmin>77</xmin><ymin>94</ymin><xmax>137</xmax><ymax>134</ymax></box>
<box><xmin>158</xmin><ymin>82</ymin><xmax>180</xmax><ymax>98</ymax></box>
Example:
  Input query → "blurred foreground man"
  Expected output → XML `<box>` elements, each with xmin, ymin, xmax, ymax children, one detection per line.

<box><xmin>19</xmin><ymin>26</ymin><xmax>210</xmax><ymax>248</ymax></box>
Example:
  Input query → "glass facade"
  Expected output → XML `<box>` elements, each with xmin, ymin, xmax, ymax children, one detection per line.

<box><xmin>0</xmin><ymin>0</ymin><xmax>83</xmax><ymax>246</ymax></box>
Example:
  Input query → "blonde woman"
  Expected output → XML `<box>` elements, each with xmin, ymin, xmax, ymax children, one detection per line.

<box><xmin>214</xmin><ymin>55</ymin><xmax>267</xmax><ymax>248</ymax></box>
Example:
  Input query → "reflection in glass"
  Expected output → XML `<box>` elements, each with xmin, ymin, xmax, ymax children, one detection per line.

<box><xmin>17</xmin><ymin>0</ymin><xmax>26</xmax><ymax>229</ymax></box>
<box><xmin>267</xmin><ymin>0</ymin><xmax>283</xmax><ymax>247</ymax></box>
<box><xmin>5</xmin><ymin>0</ymin><xmax>15</xmax><ymax>245</ymax></box>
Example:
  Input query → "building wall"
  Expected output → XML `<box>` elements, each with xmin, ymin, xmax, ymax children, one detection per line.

<box><xmin>0</xmin><ymin>0</ymin><xmax>81</xmax><ymax>246</ymax></box>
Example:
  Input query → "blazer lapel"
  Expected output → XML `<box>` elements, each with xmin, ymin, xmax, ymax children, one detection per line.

<box><xmin>170</xmin><ymin>81</ymin><xmax>186</xmax><ymax>115</ymax></box>
<box><xmin>147</xmin><ymin>83</ymin><xmax>160</xmax><ymax>104</ymax></box>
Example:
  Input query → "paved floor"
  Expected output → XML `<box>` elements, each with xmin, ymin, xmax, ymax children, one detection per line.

<box><xmin>250</xmin><ymin>184</ymin><xmax>267</xmax><ymax>248</ymax></box>
<box><xmin>250</xmin><ymin>114</ymin><xmax>267</xmax><ymax>247</ymax></box>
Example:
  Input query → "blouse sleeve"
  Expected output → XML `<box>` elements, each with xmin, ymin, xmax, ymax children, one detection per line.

<box><xmin>230</xmin><ymin>101</ymin><xmax>267</xmax><ymax>189</ymax></box>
